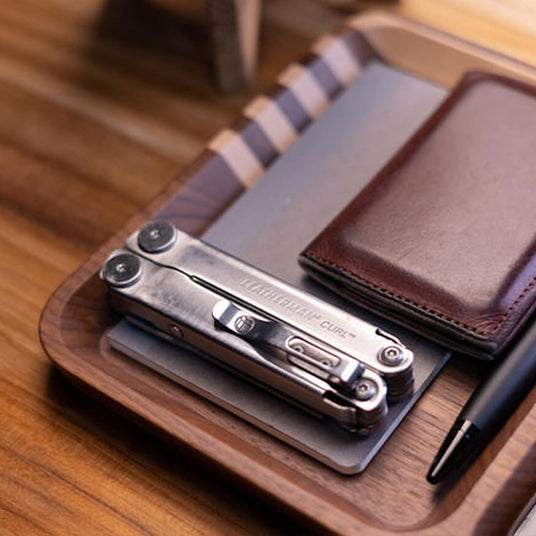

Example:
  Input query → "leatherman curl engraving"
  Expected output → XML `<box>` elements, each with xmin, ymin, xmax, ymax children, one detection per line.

<box><xmin>101</xmin><ymin>221</ymin><xmax>414</xmax><ymax>433</ymax></box>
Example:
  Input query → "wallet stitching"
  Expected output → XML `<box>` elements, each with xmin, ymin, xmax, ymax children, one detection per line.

<box><xmin>302</xmin><ymin>74</ymin><xmax>536</xmax><ymax>341</ymax></box>
<box><xmin>303</xmin><ymin>253</ymin><xmax>536</xmax><ymax>336</ymax></box>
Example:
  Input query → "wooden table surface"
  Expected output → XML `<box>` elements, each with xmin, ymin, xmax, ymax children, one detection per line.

<box><xmin>3</xmin><ymin>1</ymin><xmax>536</xmax><ymax>534</ymax></box>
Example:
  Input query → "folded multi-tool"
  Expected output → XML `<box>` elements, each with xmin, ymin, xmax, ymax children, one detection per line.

<box><xmin>101</xmin><ymin>221</ymin><xmax>414</xmax><ymax>434</ymax></box>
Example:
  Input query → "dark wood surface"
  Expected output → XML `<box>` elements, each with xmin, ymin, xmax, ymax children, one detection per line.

<box><xmin>4</xmin><ymin>1</ymin><xmax>536</xmax><ymax>535</ymax></box>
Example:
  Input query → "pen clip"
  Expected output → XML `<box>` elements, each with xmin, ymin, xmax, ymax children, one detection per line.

<box><xmin>212</xmin><ymin>300</ymin><xmax>363</xmax><ymax>394</ymax></box>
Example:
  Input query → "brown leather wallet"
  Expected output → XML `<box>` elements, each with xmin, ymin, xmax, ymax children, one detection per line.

<box><xmin>300</xmin><ymin>72</ymin><xmax>536</xmax><ymax>359</ymax></box>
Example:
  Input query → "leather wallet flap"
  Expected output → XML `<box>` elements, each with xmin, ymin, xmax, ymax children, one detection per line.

<box><xmin>300</xmin><ymin>72</ymin><xmax>536</xmax><ymax>358</ymax></box>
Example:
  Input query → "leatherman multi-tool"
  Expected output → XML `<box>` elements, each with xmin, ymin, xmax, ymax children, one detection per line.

<box><xmin>101</xmin><ymin>221</ymin><xmax>414</xmax><ymax>434</ymax></box>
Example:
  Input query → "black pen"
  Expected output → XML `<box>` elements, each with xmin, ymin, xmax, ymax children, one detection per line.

<box><xmin>427</xmin><ymin>319</ymin><xmax>536</xmax><ymax>484</ymax></box>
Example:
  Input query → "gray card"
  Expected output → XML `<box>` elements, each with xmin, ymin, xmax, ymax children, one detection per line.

<box><xmin>109</xmin><ymin>62</ymin><xmax>450</xmax><ymax>473</ymax></box>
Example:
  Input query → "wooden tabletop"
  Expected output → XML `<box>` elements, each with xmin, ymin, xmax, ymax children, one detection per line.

<box><xmin>3</xmin><ymin>1</ymin><xmax>536</xmax><ymax>534</ymax></box>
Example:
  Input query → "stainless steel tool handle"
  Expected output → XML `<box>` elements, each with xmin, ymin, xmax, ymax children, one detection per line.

<box><xmin>100</xmin><ymin>221</ymin><xmax>416</xmax><ymax>433</ymax></box>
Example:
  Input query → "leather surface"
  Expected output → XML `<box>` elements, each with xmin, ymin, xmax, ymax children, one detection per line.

<box><xmin>300</xmin><ymin>72</ymin><xmax>536</xmax><ymax>358</ymax></box>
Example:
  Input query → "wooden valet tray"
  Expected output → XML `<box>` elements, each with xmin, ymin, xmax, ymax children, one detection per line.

<box><xmin>40</xmin><ymin>12</ymin><xmax>536</xmax><ymax>535</ymax></box>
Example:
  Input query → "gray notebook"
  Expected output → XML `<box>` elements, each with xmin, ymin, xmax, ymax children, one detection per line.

<box><xmin>109</xmin><ymin>62</ymin><xmax>450</xmax><ymax>473</ymax></box>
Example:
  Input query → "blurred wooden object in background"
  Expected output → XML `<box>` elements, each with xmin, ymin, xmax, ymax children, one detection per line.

<box><xmin>150</xmin><ymin>0</ymin><xmax>263</xmax><ymax>91</ymax></box>
<box><xmin>208</xmin><ymin>0</ymin><xmax>262</xmax><ymax>91</ymax></box>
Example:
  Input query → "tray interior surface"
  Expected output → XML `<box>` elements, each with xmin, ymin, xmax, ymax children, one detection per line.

<box><xmin>40</xmin><ymin>12</ymin><xmax>536</xmax><ymax>535</ymax></box>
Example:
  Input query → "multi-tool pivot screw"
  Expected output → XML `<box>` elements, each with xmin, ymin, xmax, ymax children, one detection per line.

<box><xmin>378</xmin><ymin>346</ymin><xmax>404</xmax><ymax>366</ymax></box>
<box><xmin>354</xmin><ymin>378</ymin><xmax>377</xmax><ymax>401</ymax></box>
<box><xmin>234</xmin><ymin>315</ymin><xmax>256</xmax><ymax>334</ymax></box>
<box><xmin>102</xmin><ymin>253</ymin><xmax>142</xmax><ymax>288</ymax></box>
<box><xmin>138</xmin><ymin>221</ymin><xmax>177</xmax><ymax>253</ymax></box>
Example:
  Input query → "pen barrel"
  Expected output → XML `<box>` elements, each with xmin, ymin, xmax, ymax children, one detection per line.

<box><xmin>464</xmin><ymin>319</ymin><xmax>536</xmax><ymax>432</ymax></box>
<box><xmin>428</xmin><ymin>318</ymin><xmax>536</xmax><ymax>484</ymax></box>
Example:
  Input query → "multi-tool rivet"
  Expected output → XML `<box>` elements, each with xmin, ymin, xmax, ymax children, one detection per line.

<box><xmin>234</xmin><ymin>315</ymin><xmax>256</xmax><ymax>334</ymax></box>
<box><xmin>102</xmin><ymin>253</ymin><xmax>142</xmax><ymax>288</ymax></box>
<box><xmin>169</xmin><ymin>324</ymin><xmax>183</xmax><ymax>338</ymax></box>
<box><xmin>379</xmin><ymin>346</ymin><xmax>404</xmax><ymax>366</ymax></box>
<box><xmin>354</xmin><ymin>378</ymin><xmax>377</xmax><ymax>401</ymax></box>
<box><xmin>138</xmin><ymin>221</ymin><xmax>177</xmax><ymax>253</ymax></box>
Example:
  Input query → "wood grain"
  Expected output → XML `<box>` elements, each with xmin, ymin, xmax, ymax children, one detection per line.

<box><xmin>0</xmin><ymin>1</ymin><xmax>332</xmax><ymax>534</ymax></box>
<box><xmin>4</xmin><ymin>1</ymin><xmax>536</xmax><ymax>535</ymax></box>
<box><xmin>40</xmin><ymin>9</ymin><xmax>536</xmax><ymax>536</ymax></box>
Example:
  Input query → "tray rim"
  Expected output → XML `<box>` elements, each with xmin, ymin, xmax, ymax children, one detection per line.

<box><xmin>39</xmin><ymin>11</ymin><xmax>536</xmax><ymax>535</ymax></box>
